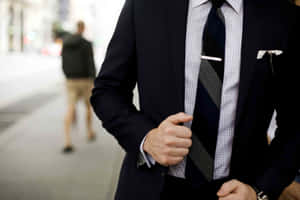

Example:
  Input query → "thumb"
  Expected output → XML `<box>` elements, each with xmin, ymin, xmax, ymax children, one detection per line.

<box><xmin>217</xmin><ymin>180</ymin><xmax>240</xmax><ymax>197</ymax></box>
<box><xmin>167</xmin><ymin>112</ymin><xmax>193</xmax><ymax>125</ymax></box>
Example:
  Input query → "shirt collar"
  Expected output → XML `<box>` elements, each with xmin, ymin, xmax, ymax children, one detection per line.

<box><xmin>191</xmin><ymin>0</ymin><xmax>243</xmax><ymax>14</ymax></box>
<box><xmin>191</xmin><ymin>0</ymin><xmax>208</xmax><ymax>8</ymax></box>
<box><xmin>227</xmin><ymin>0</ymin><xmax>243</xmax><ymax>13</ymax></box>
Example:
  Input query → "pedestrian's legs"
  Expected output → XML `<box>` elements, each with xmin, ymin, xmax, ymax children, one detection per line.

<box><xmin>85</xmin><ymin>99</ymin><xmax>95</xmax><ymax>141</ymax></box>
<box><xmin>84</xmin><ymin>79</ymin><xmax>95</xmax><ymax>141</ymax></box>
<box><xmin>64</xmin><ymin>103</ymin><xmax>76</xmax><ymax>152</ymax></box>
<box><xmin>63</xmin><ymin>79</ymin><xmax>78</xmax><ymax>153</ymax></box>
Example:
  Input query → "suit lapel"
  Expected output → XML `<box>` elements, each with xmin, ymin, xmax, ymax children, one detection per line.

<box><xmin>164</xmin><ymin>0</ymin><xmax>189</xmax><ymax>113</ymax></box>
<box><xmin>235</xmin><ymin>0</ymin><xmax>266</xmax><ymax>129</ymax></box>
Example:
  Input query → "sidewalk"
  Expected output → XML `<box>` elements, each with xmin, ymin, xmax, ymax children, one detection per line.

<box><xmin>0</xmin><ymin>53</ymin><xmax>63</xmax><ymax>109</ymax></box>
<box><xmin>0</xmin><ymin>87</ymin><xmax>125</xmax><ymax>200</ymax></box>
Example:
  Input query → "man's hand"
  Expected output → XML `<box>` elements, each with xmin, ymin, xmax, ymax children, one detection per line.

<box><xmin>143</xmin><ymin>112</ymin><xmax>193</xmax><ymax>167</ymax></box>
<box><xmin>279</xmin><ymin>182</ymin><xmax>300</xmax><ymax>200</ymax></box>
<box><xmin>217</xmin><ymin>180</ymin><xmax>257</xmax><ymax>200</ymax></box>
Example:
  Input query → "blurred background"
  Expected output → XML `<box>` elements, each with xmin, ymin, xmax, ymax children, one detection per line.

<box><xmin>0</xmin><ymin>0</ymin><xmax>127</xmax><ymax>199</ymax></box>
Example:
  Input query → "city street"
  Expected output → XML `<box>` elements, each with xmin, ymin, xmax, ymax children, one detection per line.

<box><xmin>0</xmin><ymin>53</ymin><xmax>63</xmax><ymax>108</ymax></box>
<box><xmin>0</xmin><ymin>54</ymin><xmax>125</xmax><ymax>200</ymax></box>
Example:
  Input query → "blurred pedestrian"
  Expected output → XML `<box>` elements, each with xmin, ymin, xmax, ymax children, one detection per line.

<box><xmin>61</xmin><ymin>21</ymin><xmax>96</xmax><ymax>153</ymax></box>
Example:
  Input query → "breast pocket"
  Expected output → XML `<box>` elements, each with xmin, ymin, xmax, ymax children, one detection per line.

<box><xmin>255</xmin><ymin>48</ymin><xmax>286</xmax><ymax>78</ymax></box>
<box><xmin>255</xmin><ymin>53</ymin><xmax>273</xmax><ymax>78</ymax></box>
<box><xmin>253</xmin><ymin>52</ymin><xmax>286</xmax><ymax>108</ymax></box>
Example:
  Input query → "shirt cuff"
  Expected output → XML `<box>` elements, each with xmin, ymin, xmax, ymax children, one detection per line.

<box><xmin>139</xmin><ymin>136</ymin><xmax>156</xmax><ymax>168</ymax></box>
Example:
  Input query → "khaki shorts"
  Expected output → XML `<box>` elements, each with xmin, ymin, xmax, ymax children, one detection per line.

<box><xmin>66</xmin><ymin>78</ymin><xmax>94</xmax><ymax>105</ymax></box>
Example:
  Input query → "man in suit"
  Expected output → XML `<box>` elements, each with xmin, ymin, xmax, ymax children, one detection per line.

<box><xmin>91</xmin><ymin>0</ymin><xmax>300</xmax><ymax>199</ymax></box>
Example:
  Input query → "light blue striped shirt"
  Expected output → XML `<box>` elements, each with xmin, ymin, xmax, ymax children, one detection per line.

<box><xmin>140</xmin><ymin>0</ymin><xmax>244</xmax><ymax>180</ymax></box>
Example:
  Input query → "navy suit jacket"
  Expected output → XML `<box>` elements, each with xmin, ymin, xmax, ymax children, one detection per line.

<box><xmin>91</xmin><ymin>0</ymin><xmax>300</xmax><ymax>199</ymax></box>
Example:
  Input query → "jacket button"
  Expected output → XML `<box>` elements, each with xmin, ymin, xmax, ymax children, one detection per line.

<box><xmin>161</xmin><ymin>172</ymin><xmax>165</xmax><ymax>177</ymax></box>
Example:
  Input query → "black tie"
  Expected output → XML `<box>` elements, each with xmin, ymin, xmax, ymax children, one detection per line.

<box><xmin>185</xmin><ymin>0</ymin><xmax>226</xmax><ymax>186</ymax></box>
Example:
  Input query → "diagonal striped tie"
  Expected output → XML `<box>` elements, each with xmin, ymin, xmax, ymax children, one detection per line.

<box><xmin>185</xmin><ymin>0</ymin><xmax>226</xmax><ymax>186</ymax></box>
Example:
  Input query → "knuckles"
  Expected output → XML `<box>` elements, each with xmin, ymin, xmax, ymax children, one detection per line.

<box><xmin>164</xmin><ymin>127</ymin><xmax>174</xmax><ymax>135</ymax></box>
<box><xmin>187</xmin><ymin>139</ymin><xmax>192</xmax><ymax>147</ymax></box>
<box><xmin>183</xmin><ymin>148</ymin><xmax>189</xmax><ymax>155</ymax></box>
<box><xmin>164</xmin><ymin>137</ymin><xmax>174</xmax><ymax>146</ymax></box>
<box><xmin>162</xmin><ymin>147</ymin><xmax>171</xmax><ymax>155</ymax></box>
<box><xmin>232</xmin><ymin>179</ymin><xmax>241</xmax><ymax>185</ymax></box>
<box><xmin>186</xmin><ymin>130</ymin><xmax>192</xmax><ymax>138</ymax></box>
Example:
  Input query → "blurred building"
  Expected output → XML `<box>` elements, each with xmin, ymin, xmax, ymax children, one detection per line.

<box><xmin>0</xmin><ymin>0</ymin><xmax>59</xmax><ymax>53</ymax></box>
<box><xmin>58</xmin><ymin>0</ymin><xmax>125</xmax><ymax>64</ymax></box>
<box><xmin>0</xmin><ymin>0</ymin><xmax>126</xmax><ymax>60</ymax></box>
<box><xmin>93</xmin><ymin>0</ymin><xmax>125</xmax><ymax>63</ymax></box>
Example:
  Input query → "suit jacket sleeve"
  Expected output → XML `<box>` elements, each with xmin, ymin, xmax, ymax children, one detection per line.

<box><xmin>255</xmin><ymin>8</ymin><xmax>300</xmax><ymax>199</ymax></box>
<box><xmin>90</xmin><ymin>0</ymin><xmax>157</xmax><ymax>155</ymax></box>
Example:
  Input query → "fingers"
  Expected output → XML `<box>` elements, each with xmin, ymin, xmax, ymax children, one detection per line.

<box><xmin>162</xmin><ymin>125</ymin><xmax>192</xmax><ymax>139</ymax></box>
<box><xmin>173</xmin><ymin>137</ymin><xmax>192</xmax><ymax>148</ymax></box>
<box><xmin>218</xmin><ymin>181</ymin><xmax>257</xmax><ymax>200</ymax></box>
<box><xmin>160</xmin><ymin>156</ymin><xmax>184</xmax><ymax>167</ymax></box>
<box><xmin>166</xmin><ymin>112</ymin><xmax>193</xmax><ymax>125</ymax></box>
<box><xmin>164</xmin><ymin>147</ymin><xmax>189</xmax><ymax>157</ymax></box>
<box><xmin>145</xmin><ymin>113</ymin><xmax>193</xmax><ymax>167</ymax></box>
<box><xmin>173</xmin><ymin>125</ymin><xmax>192</xmax><ymax>138</ymax></box>
<box><xmin>217</xmin><ymin>180</ymin><xmax>241</xmax><ymax>197</ymax></box>
<box><xmin>218</xmin><ymin>194</ymin><xmax>238</xmax><ymax>200</ymax></box>
<box><xmin>163</xmin><ymin>136</ymin><xmax>192</xmax><ymax>148</ymax></box>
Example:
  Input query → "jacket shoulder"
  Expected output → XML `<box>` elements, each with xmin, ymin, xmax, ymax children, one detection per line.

<box><xmin>271</xmin><ymin>0</ymin><xmax>298</xmax><ymax>15</ymax></box>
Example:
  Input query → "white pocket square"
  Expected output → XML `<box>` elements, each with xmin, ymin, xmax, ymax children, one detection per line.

<box><xmin>257</xmin><ymin>50</ymin><xmax>283</xmax><ymax>59</ymax></box>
